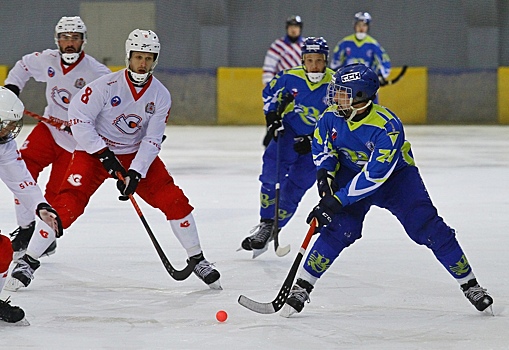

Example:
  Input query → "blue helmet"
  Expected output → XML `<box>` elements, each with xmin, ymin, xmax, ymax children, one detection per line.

<box><xmin>301</xmin><ymin>37</ymin><xmax>329</xmax><ymax>59</ymax></box>
<box><xmin>354</xmin><ymin>11</ymin><xmax>372</xmax><ymax>25</ymax></box>
<box><xmin>326</xmin><ymin>63</ymin><xmax>379</xmax><ymax>120</ymax></box>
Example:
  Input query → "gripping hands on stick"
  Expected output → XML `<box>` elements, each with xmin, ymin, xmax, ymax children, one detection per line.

<box><xmin>117</xmin><ymin>169</ymin><xmax>141</xmax><ymax>201</ymax></box>
<box><xmin>94</xmin><ymin>148</ymin><xmax>126</xmax><ymax>179</ymax></box>
<box><xmin>306</xmin><ymin>194</ymin><xmax>342</xmax><ymax>228</ymax></box>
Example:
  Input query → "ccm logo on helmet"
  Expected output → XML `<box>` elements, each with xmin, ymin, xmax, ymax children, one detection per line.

<box><xmin>341</xmin><ymin>72</ymin><xmax>361</xmax><ymax>83</ymax></box>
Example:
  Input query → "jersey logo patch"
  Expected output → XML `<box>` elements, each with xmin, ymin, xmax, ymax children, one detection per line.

<box><xmin>180</xmin><ymin>220</ymin><xmax>190</xmax><ymax>228</ymax></box>
<box><xmin>39</xmin><ymin>229</ymin><xmax>49</xmax><ymax>239</ymax></box>
<box><xmin>67</xmin><ymin>174</ymin><xmax>82</xmax><ymax>186</ymax></box>
<box><xmin>111</xmin><ymin>96</ymin><xmax>121</xmax><ymax>107</ymax></box>
<box><xmin>113</xmin><ymin>114</ymin><xmax>142</xmax><ymax>135</ymax></box>
<box><xmin>51</xmin><ymin>87</ymin><xmax>72</xmax><ymax>111</ymax></box>
<box><xmin>48</xmin><ymin>67</ymin><xmax>55</xmax><ymax>77</ymax></box>
<box><xmin>74</xmin><ymin>78</ymin><xmax>86</xmax><ymax>89</ymax></box>
<box><xmin>145</xmin><ymin>102</ymin><xmax>155</xmax><ymax>114</ymax></box>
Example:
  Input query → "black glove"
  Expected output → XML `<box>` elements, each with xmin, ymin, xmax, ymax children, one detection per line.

<box><xmin>316</xmin><ymin>168</ymin><xmax>339</xmax><ymax>197</ymax></box>
<box><xmin>265</xmin><ymin>111</ymin><xmax>283</xmax><ymax>142</ymax></box>
<box><xmin>93</xmin><ymin>148</ymin><xmax>126</xmax><ymax>179</ymax></box>
<box><xmin>293</xmin><ymin>134</ymin><xmax>313</xmax><ymax>155</ymax></box>
<box><xmin>117</xmin><ymin>169</ymin><xmax>141</xmax><ymax>201</ymax></box>
<box><xmin>36</xmin><ymin>203</ymin><xmax>64</xmax><ymax>238</ymax></box>
<box><xmin>306</xmin><ymin>194</ymin><xmax>343</xmax><ymax>228</ymax></box>
<box><xmin>378</xmin><ymin>75</ymin><xmax>388</xmax><ymax>87</ymax></box>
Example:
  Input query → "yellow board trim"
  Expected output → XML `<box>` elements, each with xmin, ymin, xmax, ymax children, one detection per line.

<box><xmin>498</xmin><ymin>67</ymin><xmax>509</xmax><ymax>124</ymax></box>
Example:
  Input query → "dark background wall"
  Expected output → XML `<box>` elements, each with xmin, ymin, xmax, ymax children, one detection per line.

<box><xmin>1</xmin><ymin>0</ymin><xmax>507</xmax><ymax>124</ymax></box>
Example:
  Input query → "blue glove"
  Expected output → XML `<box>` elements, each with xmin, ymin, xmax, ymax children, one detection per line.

<box><xmin>306</xmin><ymin>194</ymin><xmax>342</xmax><ymax>228</ymax></box>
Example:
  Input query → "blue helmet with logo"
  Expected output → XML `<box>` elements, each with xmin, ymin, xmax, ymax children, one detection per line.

<box><xmin>301</xmin><ymin>36</ymin><xmax>329</xmax><ymax>59</ymax></box>
<box><xmin>326</xmin><ymin>63</ymin><xmax>379</xmax><ymax>120</ymax></box>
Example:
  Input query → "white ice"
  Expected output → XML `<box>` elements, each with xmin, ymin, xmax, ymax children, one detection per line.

<box><xmin>1</xmin><ymin>125</ymin><xmax>508</xmax><ymax>349</ymax></box>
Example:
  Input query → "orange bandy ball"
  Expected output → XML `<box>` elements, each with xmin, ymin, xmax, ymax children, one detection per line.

<box><xmin>216</xmin><ymin>310</ymin><xmax>228</xmax><ymax>322</ymax></box>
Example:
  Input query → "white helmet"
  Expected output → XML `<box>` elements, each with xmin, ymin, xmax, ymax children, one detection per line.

<box><xmin>125</xmin><ymin>29</ymin><xmax>160</xmax><ymax>84</ymax></box>
<box><xmin>0</xmin><ymin>87</ymin><xmax>24</xmax><ymax>144</ymax></box>
<box><xmin>54</xmin><ymin>16</ymin><xmax>87</xmax><ymax>64</ymax></box>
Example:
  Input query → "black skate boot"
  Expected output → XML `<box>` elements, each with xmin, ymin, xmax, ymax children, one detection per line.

<box><xmin>188</xmin><ymin>253</ymin><xmax>222</xmax><ymax>290</ymax></box>
<box><xmin>240</xmin><ymin>219</ymin><xmax>277</xmax><ymax>258</ymax></box>
<box><xmin>10</xmin><ymin>221</ymin><xmax>56</xmax><ymax>260</ymax></box>
<box><xmin>461</xmin><ymin>278</ymin><xmax>493</xmax><ymax>312</ymax></box>
<box><xmin>8</xmin><ymin>254</ymin><xmax>40</xmax><ymax>291</ymax></box>
<box><xmin>280</xmin><ymin>278</ymin><xmax>314</xmax><ymax>318</ymax></box>
<box><xmin>0</xmin><ymin>298</ymin><xmax>25</xmax><ymax>323</ymax></box>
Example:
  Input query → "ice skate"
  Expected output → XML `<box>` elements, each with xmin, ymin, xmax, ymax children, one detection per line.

<box><xmin>10</xmin><ymin>222</ymin><xmax>56</xmax><ymax>261</ymax></box>
<box><xmin>280</xmin><ymin>278</ymin><xmax>313</xmax><ymax>318</ymax></box>
<box><xmin>5</xmin><ymin>254</ymin><xmax>40</xmax><ymax>291</ymax></box>
<box><xmin>0</xmin><ymin>298</ymin><xmax>29</xmax><ymax>325</ymax></box>
<box><xmin>239</xmin><ymin>219</ymin><xmax>277</xmax><ymax>259</ymax></box>
<box><xmin>188</xmin><ymin>253</ymin><xmax>222</xmax><ymax>290</ymax></box>
<box><xmin>461</xmin><ymin>278</ymin><xmax>493</xmax><ymax>314</ymax></box>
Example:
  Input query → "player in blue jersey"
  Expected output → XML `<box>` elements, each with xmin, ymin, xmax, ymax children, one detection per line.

<box><xmin>330</xmin><ymin>12</ymin><xmax>391</xmax><ymax>101</ymax></box>
<box><xmin>280</xmin><ymin>63</ymin><xmax>493</xmax><ymax>317</ymax></box>
<box><xmin>240</xmin><ymin>37</ymin><xmax>335</xmax><ymax>258</ymax></box>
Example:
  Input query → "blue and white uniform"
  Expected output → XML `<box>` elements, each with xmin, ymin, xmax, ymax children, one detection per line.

<box><xmin>303</xmin><ymin>103</ymin><xmax>474</xmax><ymax>283</ymax></box>
<box><xmin>259</xmin><ymin>65</ymin><xmax>334</xmax><ymax>226</ymax></box>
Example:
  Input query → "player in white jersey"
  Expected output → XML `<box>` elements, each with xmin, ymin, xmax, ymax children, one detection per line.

<box><xmin>0</xmin><ymin>87</ymin><xmax>63</xmax><ymax>324</ymax></box>
<box><xmin>9</xmin><ymin>29</ymin><xmax>221</xmax><ymax>291</ymax></box>
<box><xmin>4</xmin><ymin>16</ymin><xmax>111</xmax><ymax>260</ymax></box>
<box><xmin>262</xmin><ymin>15</ymin><xmax>304</xmax><ymax>85</ymax></box>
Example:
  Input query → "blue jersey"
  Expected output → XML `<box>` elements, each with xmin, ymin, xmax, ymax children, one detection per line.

<box><xmin>330</xmin><ymin>34</ymin><xmax>391</xmax><ymax>79</ymax></box>
<box><xmin>263</xmin><ymin>66</ymin><xmax>335</xmax><ymax>136</ymax></box>
<box><xmin>312</xmin><ymin>104</ymin><xmax>414</xmax><ymax>207</ymax></box>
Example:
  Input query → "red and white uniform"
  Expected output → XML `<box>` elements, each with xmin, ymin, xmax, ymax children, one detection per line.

<box><xmin>5</xmin><ymin>50</ymin><xmax>110</xmax><ymax>225</ymax></box>
<box><xmin>53</xmin><ymin>70</ymin><xmax>194</xmax><ymax>233</ymax></box>
<box><xmin>5</xmin><ymin>49</ymin><xmax>111</xmax><ymax>153</ymax></box>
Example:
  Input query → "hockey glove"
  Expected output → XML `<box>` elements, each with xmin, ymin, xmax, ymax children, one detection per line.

<box><xmin>117</xmin><ymin>169</ymin><xmax>141</xmax><ymax>201</ymax></box>
<box><xmin>293</xmin><ymin>134</ymin><xmax>313</xmax><ymax>155</ymax></box>
<box><xmin>265</xmin><ymin>111</ymin><xmax>283</xmax><ymax>141</ymax></box>
<box><xmin>306</xmin><ymin>194</ymin><xmax>342</xmax><ymax>228</ymax></box>
<box><xmin>93</xmin><ymin>148</ymin><xmax>126</xmax><ymax>180</ymax></box>
<box><xmin>36</xmin><ymin>202</ymin><xmax>64</xmax><ymax>238</ymax></box>
<box><xmin>316</xmin><ymin>168</ymin><xmax>339</xmax><ymax>198</ymax></box>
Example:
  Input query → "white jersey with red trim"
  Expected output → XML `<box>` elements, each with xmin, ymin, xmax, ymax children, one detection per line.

<box><xmin>68</xmin><ymin>69</ymin><xmax>171</xmax><ymax>177</ymax></box>
<box><xmin>4</xmin><ymin>49</ymin><xmax>111</xmax><ymax>152</ymax></box>
<box><xmin>0</xmin><ymin>140</ymin><xmax>45</xmax><ymax>214</ymax></box>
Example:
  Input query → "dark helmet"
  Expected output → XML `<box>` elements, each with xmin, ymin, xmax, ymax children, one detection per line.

<box><xmin>286</xmin><ymin>15</ymin><xmax>303</xmax><ymax>28</ymax></box>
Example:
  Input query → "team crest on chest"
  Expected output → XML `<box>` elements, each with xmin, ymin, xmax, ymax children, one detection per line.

<box><xmin>145</xmin><ymin>102</ymin><xmax>155</xmax><ymax>114</ymax></box>
<box><xmin>48</xmin><ymin>67</ymin><xmax>55</xmax><ymax>77</ymax></box>
<box><xmin>111</xmin><ymin>96</ymin><xmax>121</xmax><ymax>107</ymax></box>
<box><xmin>113</xmin><ymin>114</ymin><xmax>142</xmax><ymax>135</ymax></box>
<box><xmin>51</xmin><ymin>87</ymin><xmax>72</xmax><ymax>110</ymax></box>
<box><xmin>74</xmin><ymin>78</ymin><xmax>86</xmax><ymax>89</ymax></box>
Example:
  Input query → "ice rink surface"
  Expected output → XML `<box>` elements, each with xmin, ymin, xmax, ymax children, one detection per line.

<box><xmin>1</xmin><ymin>125</ymin><xmax>508</xmax><ymax>349</ymax></box>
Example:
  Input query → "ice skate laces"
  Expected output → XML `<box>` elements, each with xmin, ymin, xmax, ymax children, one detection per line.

<box><xmin>289</xmin><ymin>283</ymin><xmax>311</xmax><ymax>305</ymax></box>
<box><xmin>249</xmin><ymin>221</ymin><xmax>273</xmax><ymax>243</ymax></box>
<box><xmin>12</xmin><ymin>259</ymin><xmax>36</xmax><ymax>280</ymax></box>
<box><xmin>463</xmin><ymin>284</ymin><xmax>489</xmax><ymax>303</ymax></box>
<box><xmin>193</xmin><ymin>259</ymin><xmax>216</xmax><ymax>279</ymax></box>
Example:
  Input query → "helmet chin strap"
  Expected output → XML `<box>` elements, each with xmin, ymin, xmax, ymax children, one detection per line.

<box><xmin>345</xmin><ymin>100</ymin><xmax>372</xmax><ymax>122</ymax></box>
<box><xmin>61</xmin><ymin>53</ymin><xmax>80</xmax><ymax>65</ymax></box>
<box><xmin>127</xmin><ymin>69</ymin><xmax>150</xmax><ymax>85</ymax></box>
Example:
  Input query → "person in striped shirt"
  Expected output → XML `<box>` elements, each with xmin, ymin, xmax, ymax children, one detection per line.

<box><xmin>262</xmin><ymin>15</ymin><xmax>304</xmax><ymax>85</ymax></box>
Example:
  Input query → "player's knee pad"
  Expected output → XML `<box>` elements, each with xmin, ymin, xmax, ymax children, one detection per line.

<box><xmin>303</xmin><ymin>236</ymin><xmax>340</xmax><ymax>279</ymax></box>
<box><xmin>0</xmin><ymin>235</ymin><xmax>13</xmax><ymax>271</ymax></box>
<box><xmin>321</xmin><ymin>212</ymin><xmax>363</xmax><ymax>250</ymax></box>
<box><xmin>159</xmin><ymin>189</ymin><xmax>194</xmax><ymax>220</ymax></box>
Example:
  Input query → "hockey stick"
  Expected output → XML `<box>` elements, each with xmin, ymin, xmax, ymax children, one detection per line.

<box><xmin>238</xmin><ymin>218</ymin><xmax>316</xmax><ymax>314</ymax></box>
<box><xmin>380</xmin><ymin>65</ymin><xmax>408</xmax><ymax>86</ymax></box>
<box><xmin>24</xmin><ymin>110</ymin><xmax>71</xmax><ymax>133</ymax></box>
<box><xmin>273</xmin><ymin>133</ymin><xmax>290</xmax><ymax>257</ymax></box>
<box><xmin>117</xmin><ymin>172</ymin><xmax>196</xmax><ymax>281</ymax></box>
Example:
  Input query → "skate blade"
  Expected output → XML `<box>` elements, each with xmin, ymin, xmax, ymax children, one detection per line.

<box><xmin>208</xmin><ymin>280</ymin><xmax>223</xmax><ymax>290</ymax></box>
<box><xmin>279</xmin><ymin>304</ymin><xmax>298</xmax><ymax>318</ymax></box>
<box><xmin>252</xmin><ymin>245</ymin><xmax>268</xmax><ymax>259</ymax></box>
<box><xmin>1</xmin><ymin>318</ymin><xmax>30</xmax><ymax>326</ymax></box>
<box><xmin>484</xmin><ymin>304</ymin><xmax>495</xmax><ymax>316</ymax></box>
<box><xmin>3</xmin><ymin>278</ymin><xmax>25</xmax><ymax>292</ymax></box>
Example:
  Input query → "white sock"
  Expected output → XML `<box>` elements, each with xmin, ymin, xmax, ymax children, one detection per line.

<box><xmin>0</xmin><ymin>268</ymin><xmax>7</xmax><ymax>291</ymax></box>
<box><xmin>298</xmin><ymin>269</ymin><xmax>318</xmax><ymax>286</ymax></box>
<box><xmin>26</xmin><ymin>218</ymin><xmax>56</xmax><ymax>259</ymax></box>
<box><xmin>169</xmin><ymin>213</ymin><xmax>202</xmax><ymax>257</ymax></box>
<box><xmin>456</xmin><ymin>271</ymin><xmax>476</xmax><ymax>286</ymax></box>
<box><xmin>14</xmin><ymin>197</ymin><xmax>36</xmax><ymax>227</ymax></box>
